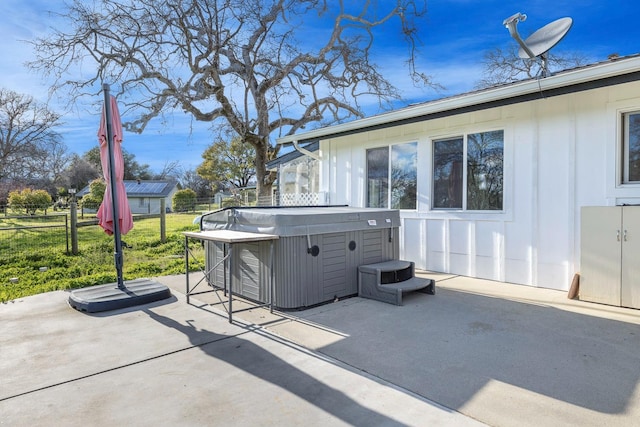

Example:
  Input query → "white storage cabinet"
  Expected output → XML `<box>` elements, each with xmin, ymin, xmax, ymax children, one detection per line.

<box><xmin>580</xmin><ymin>206</ymin><xmax>640</xmax><ymax>309</ymax></box>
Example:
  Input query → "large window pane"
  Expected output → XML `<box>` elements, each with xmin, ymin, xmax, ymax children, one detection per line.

<box><xmin>433</xmin><ymin>138</ymin><xmax>463</xmax><ymax>209</ymax></box>
<box><xmin>391</xmin><ymin>142</ymin><xmax>417</xmax><ymax>209</ymax></box>
<box><xmin>366</xmin><ymin>147</ymin><xmax>388</xmax><ymax>208</ymax></box>
<box><xmin>467</xmin><ymin>130</ymin><xmax>504</xmax><ymax>210</ymax></box>
<box><xmin>625</xmin><ymin>112</ymin><xmax>640</xmax><ymax>182</ymax></box>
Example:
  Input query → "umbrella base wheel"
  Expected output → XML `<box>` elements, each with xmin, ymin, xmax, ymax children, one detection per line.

<box><xmin>69</xmin><ymin>278</ymin><xmax>172</xmax><ymax>313</ymax></box>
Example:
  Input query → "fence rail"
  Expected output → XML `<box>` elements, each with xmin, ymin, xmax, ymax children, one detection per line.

<box><xmin>0</xmin><ymin>214</ymin><xmax>69</xmax><ymax>256</ymax></box>
<box><xmin>0</xmin><ymin>205</ymin><xmax>173</xmax><ymax>259</ymax></box>
<box><xmin>0</xmin><ymin>189</ymin><xmax>323</xmax><ymax>258</ymax></box>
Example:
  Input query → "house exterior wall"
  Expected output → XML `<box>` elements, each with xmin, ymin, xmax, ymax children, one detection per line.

<box><xmin>128</xmin><ymin>190</ymin><xmax>177</xmax><ymax>214</ymax></box>
<box><xmin>129</xmin><ymin>197</ymin><xmax>148</xmax><ymax>214</ymax></box>
<box><xmin>318</xmin><ymin>80</ymin><xmax>640</xmax><ymax>291</ymax></box>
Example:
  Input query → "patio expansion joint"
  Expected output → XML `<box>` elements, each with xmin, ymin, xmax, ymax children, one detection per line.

<box><xmin>0</xmin><ymin>331</ymin><xmax>251</xmax><ymax>403</ymax></box>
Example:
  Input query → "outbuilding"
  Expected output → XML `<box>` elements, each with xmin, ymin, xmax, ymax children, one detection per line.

<box><xmin>78</xmin><ymin>179</ymin><xmax>179</xmax><ymax>214</ymax></box>
<box><xmin>274</xmin><ymin>54</ymin><xmax>640</xmax><ymax>305</ymax></box>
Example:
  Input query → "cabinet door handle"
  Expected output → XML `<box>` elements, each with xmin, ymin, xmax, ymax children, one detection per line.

<box><xmin>617</xmin><ymin>230</ymin><xmax>621</xmax><ymax>241</ymax></box>
<box><xmin>624</xmin><ymin>229</ymin><xmax>628</xmax><ymax>241</ymax></box>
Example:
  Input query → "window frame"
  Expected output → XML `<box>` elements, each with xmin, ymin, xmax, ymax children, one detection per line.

<box><xmin>365</xmin><ymin>146</ymin><xmax>389</xmax><ymax>209</ymax></box>
<box><xmin>365</xmin><ymin>142</ymin><xmax>418</xmax><ymax>210</ymax></box>
<box><xmin>432</xmin><ymin>130</ymin><xmax>504</xmax><ymax>212</ymax></box>
<box><xmin>622</xmin><ymin>111</ymin><xmax>640</xmax><ymax>184</ymax></box>
<box><xmin>432</xmin><ymin>136</ymin><xmax>464</xmax><ymax>210</ymax></box>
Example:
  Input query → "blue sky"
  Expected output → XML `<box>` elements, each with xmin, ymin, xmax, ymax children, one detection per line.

<box><xmin>1</xmin><ymin>1</ymin><xmax>638</xmax><ymax>174</ymax></box>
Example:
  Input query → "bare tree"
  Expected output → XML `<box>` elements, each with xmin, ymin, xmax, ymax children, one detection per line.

<box><xmin>475</xmin><ymin>45</ymin><xmax>588</xmax><ymax>89</ymax></box>
<box><xmin>43</xmin><ymin>137</ymin><xmax>71</xmax><ymax>186</ymax></box>
<box><xmin>0</xmin><ymin>88</ymin><xmax>63</xmax><ymax>183</ymax></box>
<box><xmin>29</xmin><ymin>0</ymin><xmax>430</xmax><ymax>201</ymax></box>
<box><xmin>60</xmin><ymin>153</ymin><xmax>100</xmax><ymax>191</ymax></box>
<box><xmin>181</xmin><ymin>168</ymin><xmax>215</xmax><ymax>198</ymax></box>
<box><xmin>154</xmin><ymin>160</ymin><xmax>183</xmax><ymax>180</ymax></box>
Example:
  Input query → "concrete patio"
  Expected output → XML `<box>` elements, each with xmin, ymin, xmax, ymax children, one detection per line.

<box><xmin>2</xmin><ymin>271</ymin><xmax>639</xmax><ymax>426</ymax></box>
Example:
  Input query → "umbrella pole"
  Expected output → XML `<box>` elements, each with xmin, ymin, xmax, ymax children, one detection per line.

<box><xmin>102</xmin><ymin>84</ymin><xmax>125</xmax><ymax>289</ymax></box>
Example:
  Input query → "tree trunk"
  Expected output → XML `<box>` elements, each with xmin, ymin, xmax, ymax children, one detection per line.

<box><xmin>254</xmin><ymin>142</ymin><xmax>274</xmax><ymax>206</ymax></box>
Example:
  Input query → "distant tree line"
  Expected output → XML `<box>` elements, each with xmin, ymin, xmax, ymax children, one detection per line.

<box><xmin>0</xmin><ymin>89</ymin><xmax>64</xmax><ymax>205</ymax></box>
<box><xmin>0</xmin><ymin>86</ymin><xmax>218</xmax><ymax>207</ymax></box>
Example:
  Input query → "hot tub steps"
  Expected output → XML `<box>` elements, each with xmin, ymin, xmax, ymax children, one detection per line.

<box><xmin>358</xmin><ymin>260</ymin><xmax>435</xmax><ymax>306</ymax></box>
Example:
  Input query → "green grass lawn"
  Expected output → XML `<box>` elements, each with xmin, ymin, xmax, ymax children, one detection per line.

<box><xmin>0</xmin><ymin>213</ymin><xmax>205</xmax><ymax>302</ymax></box>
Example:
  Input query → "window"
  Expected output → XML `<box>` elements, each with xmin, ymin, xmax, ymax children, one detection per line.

<box><xmin>366</xmin><ymin>147</ymin><xmax>388</xmax><ymax>208</ymax></box>
<box><xmin>467</xmin><ymin>130</ymin><xmax>504</xmax><ymax>210</ymax></box>
<box><xmin>433</xmin><ymin>130</ymin><xmax>503</xmax><ymax>210</ymax></box>
<box><xmin>433</xmin><ymin>138</ymin><xmax>463</xmax><ymax>208</ymax></box>
<box><xmin>623</xmin><ymin>112</ymin><xmax>640</xmax><ymax>183</ymax></box>
<box><xmin>366</xmin><ymin>142</ymin><xmax>417</xmax><ymax>209</ymax></box>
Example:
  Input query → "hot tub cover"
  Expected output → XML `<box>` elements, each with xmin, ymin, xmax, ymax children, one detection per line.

<box><xmin>200</xmin><ymin>206</ymin><xmax>400</xmax><ymax>236</ymax></box>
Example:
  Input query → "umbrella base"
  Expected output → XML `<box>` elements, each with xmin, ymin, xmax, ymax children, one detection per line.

<box><xmin>69</xmin><ymin>278</ymin><xmax>172</xmax><ymax>313</ymax></box>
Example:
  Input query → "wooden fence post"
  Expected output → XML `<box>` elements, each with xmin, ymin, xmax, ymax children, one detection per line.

<box><xmin>70</xmin><ymin>201</ymin><xmax>78</xmax><ymax>255</ymax></box>
<box><xmin>160</xmin><ymin>198</ymin><xmax>166</xmax><ymax>243</ymax></box>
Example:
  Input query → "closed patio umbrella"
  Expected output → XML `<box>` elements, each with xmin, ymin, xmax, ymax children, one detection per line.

<box><xmin>97</xmin><ymin>93</ymin><xmax>133</xmax><ymax>237</ymax></box>
<box><xmin>96</xmin><ymin>85</ymin><xmax>133</xmax><ymax>288</ymax></box>
<box><xmin>67</xmin><ymin>84</ymin><xmax>171</xmax><ymax>312</ymax></box>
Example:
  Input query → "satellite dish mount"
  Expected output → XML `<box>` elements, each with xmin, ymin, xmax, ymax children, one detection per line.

<box><xmin>503</xmin><ymin>13</ymin><xmax>573</xmax><ymax>77</ymax></box>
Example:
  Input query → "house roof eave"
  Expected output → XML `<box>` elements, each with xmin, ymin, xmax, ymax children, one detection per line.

<box><xmin>276</xmin><ymin>54</ymin><xmax>640</xmax><ymax>145</ymax></box>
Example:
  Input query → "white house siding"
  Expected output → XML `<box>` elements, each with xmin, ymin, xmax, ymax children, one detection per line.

<box><xmin>128</xmin><ymin>191</ymin><xmax>177</xmax><ymax>214</ymax></box>
<box><xmin>129</xmin><ymin>198</ymin><xmax>159</xmax><ymax>214</ymax></box>
<box><xmin>319</xmin><ymin>80</ymin><xmax>640</xmax><ymax>291</ymax></box>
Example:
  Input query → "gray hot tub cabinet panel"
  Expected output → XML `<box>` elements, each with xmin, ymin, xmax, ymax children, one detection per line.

<box><xmin>205</xmin><ymin>240</ymin><xmax>268</xmax><ymax>303</ymax></box>
<box><xmin>202</xmin><ymin>207</ymin><xmax>401</xmax><ymax>309</ymax></box>
<box><xmin>205</xmin><ymin>227</ymin><xmax>398</xmax><ymax>309</ymax></box>
<box><xmin>276</xmin><ymin>229</ymin><xmax>398</xmax><ymax>308</ymax></box>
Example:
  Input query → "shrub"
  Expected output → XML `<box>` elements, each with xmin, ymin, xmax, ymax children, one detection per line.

<box><xmin>222</xmin><ymin>196</ymin><xmax>241</xmax><ymax>208</ymax></box>
<box><xmin>172</xmin><ymin>189</ymin><xmax>197</xmax><ymax>212</ymax></box>
<box><xmin>8</xmin><ymin>188</ymin><xmax>52</xmax><ymax>215</ymax></box>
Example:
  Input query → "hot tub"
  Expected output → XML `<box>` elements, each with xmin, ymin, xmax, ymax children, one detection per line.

<box><xmin>200</xmin><ymin>206</ymin><xmax>400</xmax><ymax>309</ymax></box>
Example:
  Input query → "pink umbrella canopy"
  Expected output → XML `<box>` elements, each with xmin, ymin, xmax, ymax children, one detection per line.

<box><xmin>96</xmin><ymin>95</ymin><xmax>133</xmax><ymax>236</ymax></box>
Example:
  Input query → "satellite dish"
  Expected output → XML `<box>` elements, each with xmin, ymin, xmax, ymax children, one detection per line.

<box><xmin>503</xmin><ymin>13</ymin><xmax>573</xmax><ymax>77</ymax></box>
<box><xmin>517</xmin><ymin>17</ymin><xmax>573</xmax><ymax>59</ymax></box>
